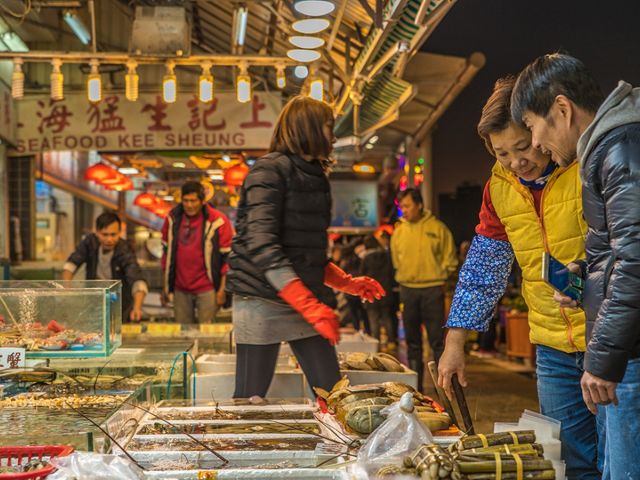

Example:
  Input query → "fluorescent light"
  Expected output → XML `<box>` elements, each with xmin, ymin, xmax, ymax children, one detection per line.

<box><xmin>199</xmin><ymin>62</ymin><xmax>214</xmax><ymax>103</ymax></box>
<box><xmin>163</xmin><ymin>195</ymin><xmax>175</xmax><ymax>201</ymax></box>
<box><xmin>294</xmin><ymin>65</ymin><xmax>309</xmax><ymax>79</ymax></box>
<box><xmin>233</xmin><ymin>6</ymin><xmax>248</xmax><ymax>47</ymax></box>
<box><xmin>368</xmin><ymin>135</ymin><xmax>379</xmax><ymax>145</ymax></box>
<box><xmin>292</xmin><ymin>18</ymin><xmax>330</xmax><ymax>34</ymax></box>
<box><xmin>173</xmin><ymin>162</ymin><xmax>186</xmax><ymax>168</ymax></box>
<box><xmin>287</xmin><ymin>49</ymin><xmax>321</xmax><ymax>63</ymax></box>
<box><xmin>222</xmin><ymin>154</ymin><xmax>231</xmax><ymax>162</ymax></box>
<box><xmin>365</xmin><ymin>143</ymin><xmax>374</xmax><ymax>150</ymax></box>
<box><xmin>163</xmin><ymin>61</ymin><xmax>177</xmax><ymax>103</ymax></box>
<box><xmin>87</xmin><ymin>59</ymin><xmax>101</xmax><ymax>103</ymax></box>
<box><xmin>294</xmin><ymin>0</ymin><xmax>336</xmax><ymax>16</ymax></box>
<box><xmin>63</xmin><ymin>10</ymin><xmax>91</xmax><ymax>45</ymax></box>
<box><xmin>118</xmin><ymin>167</ymin><xmax>140</xmax><ymax>175</ymax></box>
<box><xmin>207</xmin><ymin>169</ymin><xmax>223</xmax><ymax>175</ymax></box>
<box><xmin>1</xmin><ymin>32</ymin><xmax>28</xmax><ymax>52</ymax></box>
<box><xmin>289</xmin><ymin>36</ymin><xmax>325</xmax><ymax>49</ymax></box>
<box><xmin>309</xmin><ymin>78</ymin><xmax>324</xmax><ymax>101</ymax></box>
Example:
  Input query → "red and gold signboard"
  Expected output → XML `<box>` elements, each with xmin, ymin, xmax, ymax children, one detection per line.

<box><xmin>11</xmin><ymin>91</ymin><xmax>281</xmax><ymax>156</ymax></box>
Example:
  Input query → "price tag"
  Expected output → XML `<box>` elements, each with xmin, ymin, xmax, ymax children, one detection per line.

<box><xmin>0</xmin><ymin>347</ymin><xmax>26</xmax><ymax>370</ymax></box>
<box><xmin>147</xmin><ymin>323</ymin><xmax>181</xmax><ymax>336</ymax></box>
<box><xmin>199</xmin><ymin>323</ymin><xmax>233</xmax><ymax>335</ymax></box>
<box><xmin>122</xmin><ymin>324</ymin><xmax>142</xmax><ymax>335</ymax></box>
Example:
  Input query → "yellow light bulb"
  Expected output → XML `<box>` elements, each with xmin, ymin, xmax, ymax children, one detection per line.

<box><xmin>50</xmin><ymin>59</ymin><xmax>64</xmax><ymax>100</ymax></box>
<box><xmin>125</xmin><ymin>61</ymin><xmax>139</xmax><ymax>102</ymax></box>
<box><xmin>309</xmin><ymin>77</ymin><xmax>324</xmax><ymax>101</ymax></box>
<box><xmin>237</xmin><ymin>74</ymin><xmax>251</xmax><ymax>103</ymax></box>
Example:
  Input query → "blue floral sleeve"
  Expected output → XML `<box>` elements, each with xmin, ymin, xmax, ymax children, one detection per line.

<box><xmin>447</xmin><ymin>235</ymin><xmax>514</xmax><ymax>332</ymax></box>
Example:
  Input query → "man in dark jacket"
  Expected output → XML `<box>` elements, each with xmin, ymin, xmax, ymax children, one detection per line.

<box><xmin>511</xmin><ymin>53</ymin><xmax>640</xmax><ymax>479</ymax></box>
<box><xmin>63</xmin><ymin>211</ymin><xmax>147</xmax><ymax>321</ymax></box>
<box><xmin>161</xmin><ymin>181</ymin><xmax>233</xmax><ymax>324</ymax></box>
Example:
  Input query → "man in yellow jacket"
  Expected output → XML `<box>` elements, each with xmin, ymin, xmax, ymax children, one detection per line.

<box><xmin>391</xmin><ymin>188</ymin><xmax>458</xmax><ymax>390</ymax></box>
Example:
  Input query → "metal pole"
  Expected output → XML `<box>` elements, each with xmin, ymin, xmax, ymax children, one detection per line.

<box><xmin>88</xmin><ymin>0</ymin><xmax>97</xmax><ymax>54</ymax></box>
<box><xmin>182</xmin><ymin>351</ymin><xmax>189</xmax><ymax>400</ymax></box>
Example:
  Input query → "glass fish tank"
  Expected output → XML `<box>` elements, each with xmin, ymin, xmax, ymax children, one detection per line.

<box><xmin>0</xmin><ymin>280</ymin><xmax>122</xmax><ymax>358</ymax></box>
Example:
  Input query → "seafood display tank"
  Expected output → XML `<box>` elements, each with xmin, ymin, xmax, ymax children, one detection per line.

<box><xmin>0</xmin><ymin>280</ymin><xmax>122</xmax><ymax>358</ymax></box>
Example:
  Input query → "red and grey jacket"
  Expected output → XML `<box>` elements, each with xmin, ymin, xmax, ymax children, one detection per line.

<box><xmin>161</xmin><ymin>203</ymin><xmax>233</xmax><ymax>295</ymax></box>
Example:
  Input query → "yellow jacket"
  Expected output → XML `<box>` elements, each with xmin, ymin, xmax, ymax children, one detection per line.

<box><xmin>490</xmin><ymin>161</ymin><xmax>588</xmax><ymax>352</ymax></box>
<box><xmin>391</xmin><ymin>212</ymin><xmax>458</xmax><ymax>288</ymax></box>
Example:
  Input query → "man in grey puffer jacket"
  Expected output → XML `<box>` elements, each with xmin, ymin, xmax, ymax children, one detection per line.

<box><xmin>511</xmin><ymin>53</ymin><xmax>640</xmax><ymax>480</ymax></box>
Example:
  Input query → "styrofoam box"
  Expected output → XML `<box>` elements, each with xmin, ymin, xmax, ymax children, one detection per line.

<box><xmin>279</xmin><ymin>333</ymin><xmax>380</xmax><ymax>355</ymax></box>
<box><xmin>196</xmin><ymin>353</ymin><xmax>292</xmax><ymax>374</ymax></box>
<box><xmin>191</xmin><ymin>369</ymin><xmax>305</xmax><ymax>400</ymax></box>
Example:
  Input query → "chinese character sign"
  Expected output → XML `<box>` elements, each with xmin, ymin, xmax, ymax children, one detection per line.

<box><xmin>12</xmin><ymin>91</ymin><xmax>281</xmax><ymax>155</ymax></box>
<box><xmin>0</xmin><ymin>347</ymin><xmax>26</xmax><ymax>370</ymax></box>
<box><xmin>331</xmin><ymin>181</ymin><xmax>378</xmax><ymax>228</ymax></box>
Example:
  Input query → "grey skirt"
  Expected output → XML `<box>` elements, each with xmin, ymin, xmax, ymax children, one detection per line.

<box><xmin>232</xmin><ymin>295</ymin><xmax>318</xmax><ymax>345</ymax></box>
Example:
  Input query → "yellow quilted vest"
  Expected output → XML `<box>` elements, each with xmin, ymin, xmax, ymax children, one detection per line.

<box><xmin>490</xmin><ymin>161</ymin><xmax>588</xmax><ymax>353</ymax></box>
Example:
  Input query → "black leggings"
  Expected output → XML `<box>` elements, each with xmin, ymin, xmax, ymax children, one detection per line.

<box><xmin>233</xmin><ymin>335</ymin><xmax>341</xmax><ymax>398</ymax></box>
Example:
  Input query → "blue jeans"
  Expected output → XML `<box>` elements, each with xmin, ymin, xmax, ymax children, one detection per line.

<box><xmin>597</xmin><ymin>358</ymin><xmax>640</xmax><ymax>480</ymax></box>
<box><xmin>536</xmin><ymin>345</ymin><xmax>600</xmax><ymax>480</ymax></box>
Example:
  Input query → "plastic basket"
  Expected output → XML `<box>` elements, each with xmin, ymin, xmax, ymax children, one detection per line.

<box><xmin>0</xmin><ymin>445</ymin><xmax>74</xmax><ymax>480</ymax></box>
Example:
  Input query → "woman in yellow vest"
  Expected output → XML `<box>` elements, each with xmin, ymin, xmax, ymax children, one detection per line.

<box><xmin>438</xmin><ymin>77</ymin><xmax>598</xmax><ymax>480</ymax></box>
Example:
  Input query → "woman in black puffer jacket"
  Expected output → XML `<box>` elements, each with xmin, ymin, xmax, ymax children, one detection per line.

<box><xmin>227</xmin><ymin>96</ymin><xmax>385</xmax><ymax>398</ymax></box>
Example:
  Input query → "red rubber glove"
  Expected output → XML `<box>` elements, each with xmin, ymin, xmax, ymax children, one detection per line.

<box><xmin>324</xmin><ymin>262</ymin><xmax>386</xmax><ymax>303</ymax></box>
<box><xmin>278</xmin><ymin>278</ymin><xmax>340</xmax><ymax>346</ymax></box>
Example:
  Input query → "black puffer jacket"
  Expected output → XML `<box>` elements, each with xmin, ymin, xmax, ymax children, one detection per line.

<box><xmin>227</xmin><ymin>152</ymin><xmax>336</xmax><ymax>308</ymax></box>
<box><xmin>578</xmin><ymin>81</ymin><xmax>640</xmax><ymax>382</ymax></box>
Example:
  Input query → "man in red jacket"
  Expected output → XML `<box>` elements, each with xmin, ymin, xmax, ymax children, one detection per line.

<box><xmin>161</xmin><ymin>181</ymin><xmax>234</xmax><ymax>324</ymax></box>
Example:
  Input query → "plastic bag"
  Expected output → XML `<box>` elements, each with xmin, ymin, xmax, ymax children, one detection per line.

<box><xmin>47</xmin><ymin>452</ymin><xmax>145</xmax><ymax>480</ymax></box>
<box><xmin>354</xmin><ymin>392</ymin><xmax>434</xmax><ymax>478</ymax></box>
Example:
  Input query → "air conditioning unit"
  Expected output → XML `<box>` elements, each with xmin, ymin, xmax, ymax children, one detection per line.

<box><xmin>129</xmin><ymin>6</ymin><xmax>191</xmax><ymax>56</ymax></box>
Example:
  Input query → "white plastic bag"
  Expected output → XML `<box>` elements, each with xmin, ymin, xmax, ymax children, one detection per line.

<box><xmin>47</xmin><ymin>452</ymin><xmax>145</xmax><ymax>480</ymax></box>
<box><xmin>354</xmin><ymin>392</ymin><xmax>434</xmax><ymax>477</ymax></box>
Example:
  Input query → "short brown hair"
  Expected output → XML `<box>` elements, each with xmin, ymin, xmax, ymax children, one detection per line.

<box><xmin>270</xmin><ymin>96</ymin><xmax>334</xmax><ymax>162</ymax></box>
<box><xmin>477</xmin><ymin>76</ymin><xmax>516</xmax><ymax>156</ymax></box>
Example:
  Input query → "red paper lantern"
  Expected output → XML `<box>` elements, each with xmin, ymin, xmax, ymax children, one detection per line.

<box><xmin>134</xmin><ymin>192</ymin><xmax>157</xmax><ymax>207</ymax></box>
<box><xmin>224</xmin><ymin>162</ymin><xmax>249</xmax><ymax>187</ymax></box>
<box><xmin>84</xmin><ymin>163</ymin><xmax>118</xmax><ymax>183</ymax></box>
<box><xmin>106</xmin><ymin>177</ymin><xmax>134</xmax><ymax>191</ymax></box>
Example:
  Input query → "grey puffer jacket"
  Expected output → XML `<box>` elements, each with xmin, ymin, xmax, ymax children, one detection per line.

<box><xmin>578</xmin><ymin>81</ymin><xmax>640</xmax><ymax>382</ymax></box>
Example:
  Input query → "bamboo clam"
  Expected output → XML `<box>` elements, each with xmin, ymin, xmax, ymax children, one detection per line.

<box><xmin>463</xmin><ymin>470</ymin><xmax>556</xmax><ymax>480</ymax></box>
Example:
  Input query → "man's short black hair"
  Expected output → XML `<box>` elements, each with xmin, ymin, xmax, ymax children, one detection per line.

<box><xmin>511</xmin><ymin>53</ymin><xmax>604</xmax><ymax>126</ymax></box>
<box><xmin>181</xmin><ymin>181</ymin><xmax>205</xmax><ymax>201</ymax></box>
<box><xmin>96</xmin><ymin>211</ymin><xmax>121</xmax><ymax>231</ymax></box>
<box><xmin>398</xmin><ymin>188</ymin><xmax>423</xmax><ymax>206</ymax></box>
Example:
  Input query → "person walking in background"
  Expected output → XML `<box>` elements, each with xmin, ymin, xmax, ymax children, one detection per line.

<box><xmin>360</xmin><ymin>234</ymin><xmax>397</xmax><ymax>349</ymax></box>
<box><xmin>63</xmin><ymin>211</ymin><xmax>148</xmax><ymax>322</ymax></box>
<box><xmin>226</xmin><ymin>96</ymin><xmax>384</xmax><ymax>398</ymax></box>
<box><xmin>339</xmin><ymin>239</ymin><xmax>371</xmax><ymax>334</ymax></box>
<box><xmin>391</xmin><ymin>188</ymin><xmax>457</xmax><ymax>391</ymax></box>
<box><xmin>511</xmin><ymin>53</ymin><xmax>640</xmax><ymax>480</ymax></box>
<box><xmin>161</xmin><ymin>181</ymin><xmax>234</xmax><ymax>324</ymax></box>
